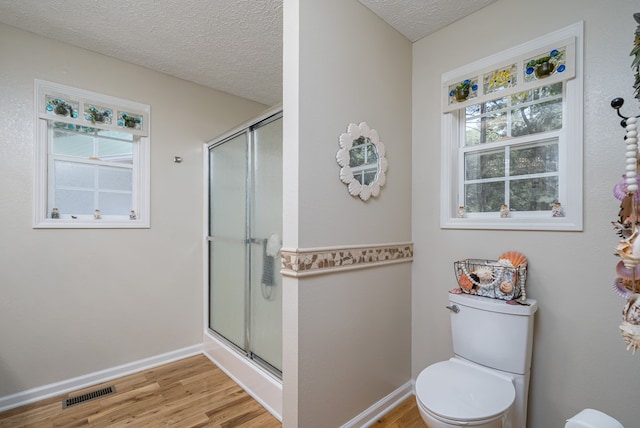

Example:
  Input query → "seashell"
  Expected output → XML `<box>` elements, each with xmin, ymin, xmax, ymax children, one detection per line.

<box><xmin>348</xmin><ymin>179</ymin><xmax>362</xmax><ymax>196</ymax></box>
<box><xmin>474</xmin><ymin>266</ymin><xmax>494</xmax><ymax>282</ymax></box>
<box><xmin>358</xmin><ymin>122</ymin><xmax>371</xmax><ymax>138</ymax></box>
<box><xmin>339</xmin><ymin>132</ymin><xmax>354</xmax><ymax>150</ymax></box>
<box><xmin>449</xmin><ymin>288</ymin><xmax>463</xmax><ymax>294</ymax></box>
<box><xmin>458</xmin><ymin>273</ymin><xmax>474</xmax><ymax>291</ymax></box>
<box><xmin>620</xmin><ymin>320</ymin><xmax>640</xmax><ymax>354</ymax></box>
<box><xmin>623</xmin><ymin>294</ymin><xmax>640</xmax><ymax>324</ymax></box>
<box><xmin>336</xmin><ymin>147</ymin><xmax>350</xmax><ymax>167</ymax></box>
<box><xmin>616</xmin><ymin>260</ymin><xmax>640</xmax><ymax>280</ymax></box>
<box><xmin>615</xmin><ymin>229</ymin><xmax>640</xmax><ymax>268</ymax></box>
<box><xmin>347</xmin><ymin>123</ymin><xmax>361</xmax><ymax>140</ymax></box>
<box><xmin>613</xmin><ymin>278</ymin><xmax>635</xmax><ymax>300</ymax></box>
<box><xmin>499</xmin><ymin>280</ymin><xmax>513</xmax><ymax>294</ymax></box>
<box><xmin>498</xmin><ymin>251</ymin><xmax>527</xmax><ymax>267</ymax></box>
<box><xmin>359</xmin><ymin>185</ymin><xmax>372</xmax><ymax>201</ymax></box>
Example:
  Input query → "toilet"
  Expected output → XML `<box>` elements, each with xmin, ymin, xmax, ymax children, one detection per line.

<box><xmin>415</xmin><ymin>293</ymin><xmax>538</xmax><ymax>428</ymax></box>
<box><xmin>565</xmin><ymin>409</ymin><xmax>624</xmax><ymax>428</ymax></box>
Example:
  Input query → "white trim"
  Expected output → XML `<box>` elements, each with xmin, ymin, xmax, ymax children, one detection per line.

<box><xmin>441</xmin><ymin>23</ymin><xmax>582</xmax><ymax>86</ymax></box>
<box><xmin>442</xmin><ymin>36</ymin><xmax>576</xmax><ymax>113</ymax></box>
<box><xmin>340</xmin><ymin>381</ymin><xmax>414</xmax><ymax>428</ymax></box>
<box><xmin>33</xmin><ymin>80</ymin><xmax>151</xmax><ymax>229</ymax></box>
<box><xmin>35</xmin><ymin>79</ymin><xmax>149</xmax><ymax>136</ymax></box>
<box><xmin>440</xmin><ymin>22</ymin><xmax>584</xmax><ymax>231</ymax></box>
<box><xmin>203</xmin><ymin>331</ymin><xmax>283</xmax><ymax>421</ymax></box>
<box><xmin>0</xmin><ymin>344</ymin><xmax>202</xmax><ymax>413</ymax></box>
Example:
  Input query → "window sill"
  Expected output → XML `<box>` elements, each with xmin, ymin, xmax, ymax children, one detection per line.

<box><xmin>440</xmin><ymin>216</ymin><xmax>582</xmax><ymax>231</ymax></box>
<box><xmin>33</xmin><ymin>218</ymin><xmax>150</xmax><ymax>229</ymax></box>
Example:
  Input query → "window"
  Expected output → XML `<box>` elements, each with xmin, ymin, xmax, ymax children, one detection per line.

<box><xmin>440</xmin><ymin>22</ymin><xmax>583</xmax><ymax>231</ymax></box>
<box><xmin>34</xmin><ymin>80</ymin><xmax>150</xmax><ymax>228</ymax></box>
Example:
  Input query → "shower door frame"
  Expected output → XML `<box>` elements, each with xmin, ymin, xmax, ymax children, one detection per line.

<box><xmin>204</xmin><ymin>106</ymin><xmax>283</xmax><ymax>384</ymax></box>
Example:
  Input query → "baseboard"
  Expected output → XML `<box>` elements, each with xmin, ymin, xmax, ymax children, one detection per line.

<box><xmin>340</xmin><ymin>380</ymin><xmax>415</xmax><ymax>428</ymax></box>
<box><xmin>0</xmin><ymin>344</ymin><xmax>203</xmax><ymax>413</ymax></box>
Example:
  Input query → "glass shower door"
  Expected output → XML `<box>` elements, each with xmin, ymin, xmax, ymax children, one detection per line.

<box><xmin>209</xmin><ymin>131</ymin><xmax>248</xmax><ymax>350</ymax></box>
<box><xmin>208</xmin><ymin>113</ymin><xmax>282</xmax><ymax>376</ymax></box>
<box><xmin>249</xmin><ymin>117</ymin><xmax>282</xmax><ymax>372</ymax></box>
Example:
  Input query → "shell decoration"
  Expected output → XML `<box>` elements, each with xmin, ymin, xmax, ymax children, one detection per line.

<box><xmin>454</xmin><ymin>251</ymin><xmax>528</xmax><ymax>301</ymax></box>
<box><xmin>623</xmin><ymin>294</ymin><xmax>640</xmax><ymax>324</ymax></box>
<box><xmin>615</xmin><ymin>229</ymin><xmax>640</xmax><ymax>268</ymax></box>
<box><xmin>458</xmin><ymin>273</ymin><xmax>474</xmax><ymax>291</ymax></box>
<box><xmin>613</xmin><ymin>278</ymin><xmax>635</xmax><ymax>300</ymax></box>
<box><xmin>336</xmin><ymin>122</ymin><xmax>387</xmax><ymax>202</ymax></box>
<box><xmin>474</xmin><ymin>266</ymin><xmax>494</xmax><ymax>282</ymax></box>
<box><xmin>499</xmin><ymin>280</ymin><xmax>514</xmax><ymax>294</ymax></box>
<box><xmin>621</xmin><ymin>294</ymin><xmax>640</xmax><ymax>354</ymax></box>
<box><xmin>498</xmin><ymin>251</ymin><xmax>527</xmax><ymax>267</ymax></box>
<box><xmin>620</xmin><ymin>321</ymin><xmax>640</xmax><ymax>354</ymax></box>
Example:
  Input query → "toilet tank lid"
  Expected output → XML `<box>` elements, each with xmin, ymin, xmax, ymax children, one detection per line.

<box><xmin>566</xmin><ymin>409</ymin><xmax>624</xmax><ymax>428</ymax></box>
<box><xmin>449</xmin><ymin>293</ymin><xmax>538</xmax><ymax>316</ymax></box>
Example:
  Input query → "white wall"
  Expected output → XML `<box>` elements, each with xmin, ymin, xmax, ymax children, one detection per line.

<box><xmin>283</xmin><ymin>0</ymin><xmax>413</xmax><ymax>426</ymax></box>
<box><xmin>0</xmin><ymin>23</ymin><xmax>267</xmax><ymax>398</ymax></box>
<box><xmin>413</xmin><ymin>1</ymin><xmax>640</xmax><ymax>426</ymax></box>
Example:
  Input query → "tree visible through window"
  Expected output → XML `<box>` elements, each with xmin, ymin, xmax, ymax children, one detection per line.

<box><xmin>462</xmin><ymin>83</ymin><xmax>562</xmax><ymax>214</ymax></box>
<box><xmin>440</xmin><ymin>22</ymin><xmax>583</xmax><ymax>230</ymax></box>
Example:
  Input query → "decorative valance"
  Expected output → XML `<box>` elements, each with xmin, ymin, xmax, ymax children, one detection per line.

<box><xmin>36</xmin><ymin>80</ymin><xmax>149</xmax><ymax>136</ymax></box>
<box><xmin>442</xmin><ymin>36</ymin><xmax>576</xmax><ymax>113</ymax></box>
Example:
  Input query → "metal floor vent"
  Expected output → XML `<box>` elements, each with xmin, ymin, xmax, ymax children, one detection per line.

<box><xmin>63</xmin><ymin>385</ymin><xmax>116</xmax><ymax>408</ymax></box>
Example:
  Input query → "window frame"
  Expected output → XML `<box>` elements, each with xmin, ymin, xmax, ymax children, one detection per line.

<box><xmin>34</xmin><ymin>80</ymin><xmax>150</xmax><ymax>228</ymax></box>
<box><xmin>440</xmin><ymin>22</ymin><xmax>583</xmax><ymax>231</ymax></box>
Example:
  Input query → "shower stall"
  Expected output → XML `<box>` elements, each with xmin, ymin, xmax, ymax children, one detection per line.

<box><xmin>204</xmin><ymin>108</ymin><xmax>283</xmax><ymax>417</ymax></box>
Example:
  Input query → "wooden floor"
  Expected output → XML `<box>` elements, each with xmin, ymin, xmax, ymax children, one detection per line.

<box><xmin>0</xmin><ymin>355</ymin><xmax>281</xmax><ymax>427</ymax></box>
<box><xmin>374</xmin><ymin>396</ymin><xmax>427</xmax><ymax>428</ymax></box>
<box><xmin>0</xmin><ymin>355</ymin><xmax>426</xmax><ymax>427</ymax></box>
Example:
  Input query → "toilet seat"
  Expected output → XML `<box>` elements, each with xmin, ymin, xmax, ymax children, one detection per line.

<box><xmin>416</xmin><ymin>359</ymin><xmax>515</xmax><ymax>424</ymax></box>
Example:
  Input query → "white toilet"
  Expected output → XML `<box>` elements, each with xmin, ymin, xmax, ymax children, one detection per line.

<box><xmin>415</xmin><ymin>293</ymin><xmax>538</xmax><ymax>428</ymax></box>
<box><xmin>565</xmin><ymin>409</ymin><xmax>624</xmax><ymax>428</ymax></box>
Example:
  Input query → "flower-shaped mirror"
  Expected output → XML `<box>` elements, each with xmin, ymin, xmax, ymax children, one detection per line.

<box><xmin>336</xmin><ymin>122</ymin><xmax>388</xmax><ymax>201</ymax></box>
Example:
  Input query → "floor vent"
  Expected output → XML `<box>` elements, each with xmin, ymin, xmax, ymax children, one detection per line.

<box><xmin>63</xmin><ymin>385</ymin><xmax>116</xmax><ymax>408</ymax></box>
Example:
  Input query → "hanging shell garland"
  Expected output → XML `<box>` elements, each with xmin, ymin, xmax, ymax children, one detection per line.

<box><xmin>611</xmin><ymin>13</ymin><xmax>640</xmax><ymax>355</ymax></box>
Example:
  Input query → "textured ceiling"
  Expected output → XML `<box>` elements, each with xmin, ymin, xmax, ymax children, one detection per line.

<box><xmin>358</xmin><ymin>0</ymin><xmax>498</xmax><ymax>42</ymax></box>
<box><xmin>0</xmin><ymin>0</ymin><xmax>496</xmax><ymax>106</ymax></box>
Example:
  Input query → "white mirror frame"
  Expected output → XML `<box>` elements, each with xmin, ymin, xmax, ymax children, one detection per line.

<box><xmin>336</xmin><ymin>122</ymin><xmax>388</xmax><ymax>201</ymax></box>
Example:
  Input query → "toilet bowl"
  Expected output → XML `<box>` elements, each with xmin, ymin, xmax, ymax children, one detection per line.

<box><xmin>416</xmin><ymin>358</ymin><xmax>515</xmax><ymax>428</ymax></box>
<box><xmin>416</xmin><ymin>294</ymin><xmax>538</xmax><ymax>427</ymax></box>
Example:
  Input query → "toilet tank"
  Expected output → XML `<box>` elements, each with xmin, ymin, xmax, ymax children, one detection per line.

<box><xmin>448</xmin><ymin>293</ymin><xmax>538</xmax><ymax>375</ymax></box>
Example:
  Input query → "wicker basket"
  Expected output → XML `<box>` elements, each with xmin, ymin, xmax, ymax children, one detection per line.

<box><xmin>453</xmin><ymin>258</ymin><xmax>527</xmax><ymax>301</ymax></box>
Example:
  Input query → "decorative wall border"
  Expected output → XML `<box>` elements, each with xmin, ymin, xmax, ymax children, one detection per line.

<box><xmin>280</xmin><ymin>242</ymin><xmax>413</xmax><ymax>277</ymax></box>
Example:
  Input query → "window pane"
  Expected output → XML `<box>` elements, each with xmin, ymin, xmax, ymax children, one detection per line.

<box><xmin>484</xmin><ymin>111</ymin><xmax>507</xmax><ymax>142</ymax></box>
<box><xmin>465</xmin><ymin>150</ymin><xmax>505</xmax><ymax>180</ymax></box>
<box><xmin>53</xmin><ymin>129</ymin><xmax>94</xmax><ymax>158</ymax></box>
<box><xmin>362</xmin><ymin>168</ymin><xmax>378</xmax><ymax>185</ymax></box>
<box><xmin>510</xmin><ymin>176</ymin><xmax>558</xmax><ymax>211</ymax></box>
<box><xmin>99</xmin><ymin>192</ymin><xmax>131</xmax><ymax>215</ymax></box>
<box><xmin>465</xmin><ymin>182</ymin><xmax>505</xmax><ymax>213</ymax></box>
<box><xmin>97</xmin><ymin>138</ymin><xmax>133</xmax><ymax>163</ymax></box>
<box><xmin>98</xmin><ymin>165</ymin><xmax>132</xmax><ymax>191</ymax></box>
<box><xmin>55</xmin><ymin>189</ymin><xmax>94</xmax><ymax>214</ymax></box>
<box><xmin>54</xmin><ymin>160</ymin><xmax>95</xmax><ymax>188</ymax></box>
<box><xmin>349</xmin><ymin>146</ymin><xmax>365</xmax><ymax>167</ymax></box>
<box><xmin>510</xmin><ymin>143</ymin><xmax>558</xmax><ymax>176</ymax></box>
<box><xmin>511</xmin><ymin>98</ymin><xmax>562</xmax><ymax>137</ymax></box>
<box><xmin>464</xmin><ymin>82</ymin><xmax>562</xmax><ymax>147</ymax></box>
